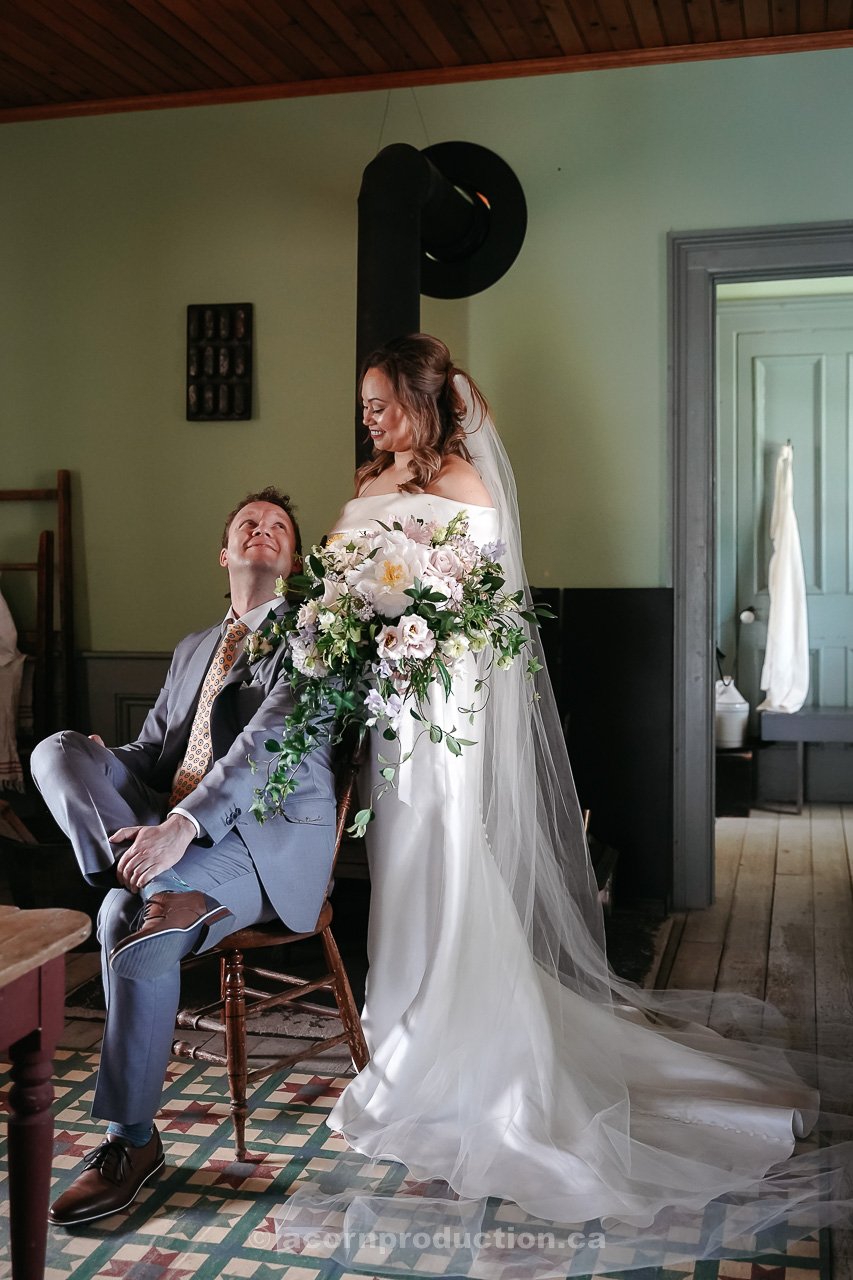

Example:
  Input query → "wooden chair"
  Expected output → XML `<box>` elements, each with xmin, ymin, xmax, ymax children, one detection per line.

<box><xmin>171</xmin><ymin>738</ymin><xmax>369</xmax><ymax>1160</ymax></box>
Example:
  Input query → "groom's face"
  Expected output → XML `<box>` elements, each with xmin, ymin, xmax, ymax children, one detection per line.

<box><xmin>220</xmin><ymin>501</ymin><xmax>296</xmax><ymax>581</ymax></box>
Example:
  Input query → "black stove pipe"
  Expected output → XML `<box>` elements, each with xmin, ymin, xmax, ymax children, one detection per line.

<box><xmin>355</xmin><ymin>143</ymin><xmax>489</xmax><ymax>462</ymax></box>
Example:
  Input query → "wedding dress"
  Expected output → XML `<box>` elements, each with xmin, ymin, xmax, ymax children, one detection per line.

<box><xmin>279</xmin><ymin>406</ymin><xmax>852</xmax><ymax>1276</ymax></box>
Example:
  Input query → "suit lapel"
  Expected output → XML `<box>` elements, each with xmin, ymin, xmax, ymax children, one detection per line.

<box><xmin>183</xmin><ymin>625</ymin><xmax>223</xmax><ymax>698</ymax></box>
<box><xmin>164</xmin><ymin>625</ymin><xmax>222</xmax><ymax>752</ymax></box>
<box><xmin>220</xmin><ymin>599</ymin><xmax>289</xmax><ymax>691</ymax></box>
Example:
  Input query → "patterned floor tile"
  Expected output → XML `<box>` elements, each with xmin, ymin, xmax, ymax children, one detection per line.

<box><xmin>0</xmin><ymin>1051</ymin><xmax>831</xmax><ymax>1280</ymax></box>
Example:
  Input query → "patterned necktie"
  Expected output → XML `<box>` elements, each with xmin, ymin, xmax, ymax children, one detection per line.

<box><xmin>169</xmin><ymin>620</ymin><xmax>250</xmax><ymax>807</ymax></box>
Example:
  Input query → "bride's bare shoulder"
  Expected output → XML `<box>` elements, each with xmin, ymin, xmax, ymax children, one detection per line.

<box><xmin>426</xmin><ymin>456</ymin><xmax>493</xmax><ymax>506</ymax></box>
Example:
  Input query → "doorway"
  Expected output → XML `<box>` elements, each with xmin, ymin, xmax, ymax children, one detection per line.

<box><xmin>669</xmin><ymin>223</ymin><xmax>853</xmax><ymax>909</ymax></box>
<box><xmin>716</xmin><ymin>278</ymin><xmax>853</xmax><ymax>716</ymax></box>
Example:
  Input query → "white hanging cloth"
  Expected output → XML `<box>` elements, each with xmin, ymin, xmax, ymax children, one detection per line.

<box><xmin>758</xmin><ymin>443</ymin><xmax>809</xmax><ymax>713</ymax></box>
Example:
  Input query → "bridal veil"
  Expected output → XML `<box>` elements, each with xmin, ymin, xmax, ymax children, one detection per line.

<box><xmin>278</xmin><ymin>378</ymin><xmax>852</xmax><ymax>1277</ymax></box>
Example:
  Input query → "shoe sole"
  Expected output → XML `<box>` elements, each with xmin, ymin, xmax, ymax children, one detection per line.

<box><xmin>109</xmin><ymin>905</ymin><xmax>233</xmax><ymax>980</ymax></box>
<box><xmin>48</xmin><ymin>1152</ymin><xmax>166</xmax><ymax>1226</ymax></box>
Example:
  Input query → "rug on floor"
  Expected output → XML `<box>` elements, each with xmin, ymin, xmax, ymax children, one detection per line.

<box><xmin>0</xmin><ymin>1050</ymin><xmax>830</xmax><ymax>1280</ymax></box>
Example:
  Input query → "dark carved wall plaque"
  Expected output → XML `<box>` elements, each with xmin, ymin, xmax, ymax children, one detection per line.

<box><xmin>187</xmin><ymin>303</ymin><xmax>253</xmax><ymax>421</ymax></box>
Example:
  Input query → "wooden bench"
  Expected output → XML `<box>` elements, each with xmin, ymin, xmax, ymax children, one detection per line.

<box><xmin>759</xmin><ymin>707</ymin><xmax>853</xmax><ymax>811</ymax></box>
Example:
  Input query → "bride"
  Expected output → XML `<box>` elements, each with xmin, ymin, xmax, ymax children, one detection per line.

<box><xmin>282</xmin><ymin>334</ymin><xmax>851</xmax><ymax>1275</ymax></box>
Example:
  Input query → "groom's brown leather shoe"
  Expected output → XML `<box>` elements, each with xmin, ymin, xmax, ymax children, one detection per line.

<box><xmin>49</xmin><ymin>1129</ymin><xmax>165</xmax><ymax>1225</ymax></box>
<box><xmin>109</xmin><ymin>890</ymin><xmax>233</xmax><ymax>980</ymax></box>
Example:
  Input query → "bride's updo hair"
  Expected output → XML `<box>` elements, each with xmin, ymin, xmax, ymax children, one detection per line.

<box><xmin>355</xmin><ymin>333</ymin><xmax>489</xmax><ymax>495</ymax></box>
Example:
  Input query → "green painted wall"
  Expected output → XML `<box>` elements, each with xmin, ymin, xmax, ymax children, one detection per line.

<box><xmin>2</xmin><ymin>49</ymin><xmax>853</xmax><ymax>649</ymax></box>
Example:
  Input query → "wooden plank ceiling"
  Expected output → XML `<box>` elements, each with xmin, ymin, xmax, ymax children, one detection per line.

<box><xmin>2</xmin><ymin>0</ymin><xmax>852</xmax><ymax>122</ymax></box>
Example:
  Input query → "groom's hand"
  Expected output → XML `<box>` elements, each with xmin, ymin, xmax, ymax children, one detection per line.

<box><xmin>111</xmin><ymin>814</ymin><xmax>196</xmax><ymax>893</ymax></box>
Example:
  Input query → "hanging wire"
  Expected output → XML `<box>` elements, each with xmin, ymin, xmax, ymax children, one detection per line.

<box><xmin>375</xmin><ymin>87</ymin><xmax>431</xmax><ymax>155</ymax></box>
<box><xmin>410</xmin><ymin>87</ymin><xmax>431</xmax><ymax>148</ymax></box>
<box><xmin>375</xmin><ymin>89</ymin><xmax>392</xmax><ymax>154</ymax></box>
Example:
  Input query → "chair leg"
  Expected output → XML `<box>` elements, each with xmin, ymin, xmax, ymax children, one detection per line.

<box><xmin>320</xmin><ymin>926</ymin><xmax>369</xmax><ymax>1071</ymax></box>
<box><xmin>222</xmin><ymin>948</ymin><xmax>249</xmax><ymax>1160</ymax></box>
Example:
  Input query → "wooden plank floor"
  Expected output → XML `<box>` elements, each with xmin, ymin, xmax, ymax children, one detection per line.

<box><xmin>661</xmin><ymin>803</ymin><xmax>853</xmax><ymax>1280</ymax></box>
<box><xmin>662</xmin><ymin>804</ymin><xmax>853</xmax><ymax>1051</ymax></box>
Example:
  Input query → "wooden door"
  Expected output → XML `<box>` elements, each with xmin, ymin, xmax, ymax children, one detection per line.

<box><xmin>717</xmin><ymin>297</ymin><xmax>853</xmax><ymax>715</ymax></box>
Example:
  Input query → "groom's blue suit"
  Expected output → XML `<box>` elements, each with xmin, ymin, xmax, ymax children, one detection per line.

<box><xmin>31</xmin><ymin>597</ymin><xmax>336</xmax><ymax>1125</ymax></box>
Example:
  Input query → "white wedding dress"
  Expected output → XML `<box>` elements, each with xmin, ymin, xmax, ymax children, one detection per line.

<box><xmin>281</xmin><ymin>447</ymin><xmax>852</xmax><ymax>1274</ymax></box>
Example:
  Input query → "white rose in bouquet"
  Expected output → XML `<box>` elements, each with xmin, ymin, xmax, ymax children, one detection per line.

<box><xmin>429</xmin><ymin>544</ymin><xmax>466</xmax><ymax>582</ymax></box>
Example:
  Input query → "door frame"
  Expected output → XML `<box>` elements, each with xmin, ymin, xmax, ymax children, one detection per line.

<box><xmin>668</xmin><ymin>221</ymin><xmax>853</xmax><ymax>909</ymax></box>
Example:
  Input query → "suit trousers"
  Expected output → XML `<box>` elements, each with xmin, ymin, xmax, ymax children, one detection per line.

<box><xmin>31</xmin><ymin>730</ymin><xmax>275</xmax><ymax>1125</ymax></box>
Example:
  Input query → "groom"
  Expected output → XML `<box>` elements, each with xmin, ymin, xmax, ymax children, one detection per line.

<box><xmin>31</xmin><ymin>486</ymin><xmax>336</xmax><ymax>1226</ymax></box>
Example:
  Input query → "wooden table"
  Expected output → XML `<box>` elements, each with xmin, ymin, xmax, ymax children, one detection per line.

<box><xmin>0</xmin><ymin>905</ymin><xmax>92</xmax><ymax>1280</ymax></box>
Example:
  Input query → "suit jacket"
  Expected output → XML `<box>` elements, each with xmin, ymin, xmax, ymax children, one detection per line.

<box><xmin>110</xmin><ymin>600</ymin><xmax>336</xmax><ymax>932</ymax></box>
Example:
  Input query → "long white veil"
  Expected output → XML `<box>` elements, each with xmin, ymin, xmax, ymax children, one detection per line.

<box><xmin>277</xmin><ymin>381</ymin><xmax>853</xmax><ymax>1277</ymax></box>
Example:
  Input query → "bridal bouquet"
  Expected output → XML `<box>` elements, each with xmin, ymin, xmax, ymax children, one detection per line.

<box><xmin>248</xmin><ymin>510</ymin><xmax>551</xmax><ymax>831</ymax></box>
